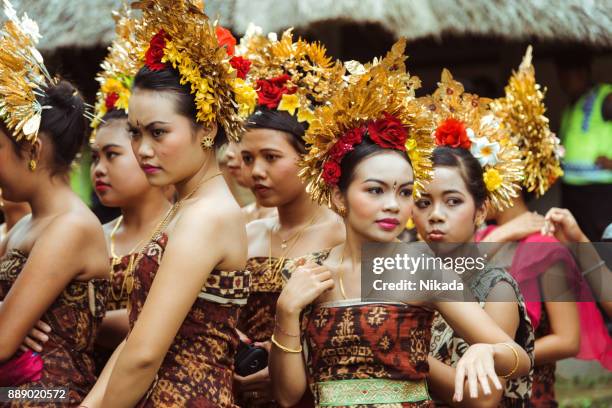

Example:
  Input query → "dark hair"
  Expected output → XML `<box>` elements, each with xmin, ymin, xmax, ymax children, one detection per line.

<box><xmin>432</xmin><ymin>146</ymin><xmax>487</xmax><ymax>209</ymax></box>
<box><xmin>99</xmin><ymin>109</ymin><xmax>128</xmax><ymax>126</ymax></box>
<box><xmin>245</xmin><ymin>107</ymin><xmax>307</xmax><ymax>154</ymax></box>
<box><xmin>337</xmin><ymin>138</ymin><xmax>411</xmax><ymax>193</ymax></box>
<box><xmin>4</xmin><ymin>80</ymin><xmax>88</xmax><ymax>173</ymax></box>
<box><xmin>133</xmin><ymin>65</ymin><xmax>227</xmax><ymax>148</ymax></box>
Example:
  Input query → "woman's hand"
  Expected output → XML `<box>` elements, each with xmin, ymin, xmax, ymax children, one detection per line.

<box><xmin>235</xmin><ymin>366</ymin><xmax>273</xmax><ymax>406</ymax></box>
<box><xmin>542</xmin><ymin>207</ymin><xmax>589</xmax><ymax>244</ymax></box>
<box><xmin>276</xmin><ymin>262</ymin><xmax>334</xmax><ymax>316</ymax></box>
<box><xmin>487</xmin><ymin>211</ymin><xmax>545</xmax><ymax>242</ymax></box>
<box><xmin>19</xmin><ymin>320</ymin><xmax>51</xmax><ymax>353</ymax></box>
<box><xmin>453</xmin><ymin>343</ymin><xmax>503</xmax><ymax>402</ymax></box>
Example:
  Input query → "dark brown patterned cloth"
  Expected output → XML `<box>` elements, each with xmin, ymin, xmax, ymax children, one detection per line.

<box><xmin>0</xmin><ymin>249</ymin><xmax>108</xmax><ymax>407</ymax></box>
<box><xmin>297</xmin><ymin>249</ymin><xmax>435</xmax><ymax>407</ymax></box>
<box><xmin>93</xmin><ymin>254</ymin><xmax>132</xmax><ymax>374</ymax></box>
<box><xmin>236</xmin><ymin>257</ymin><xmax>284</xmax><ymax>342</ymax></box>
<box><xmin>530</xmin><ymin>311</ymin><xmax>557</xmax><ymax>407</ymax></box>
<box><xmin>129</xmin><ymin>233</ymin><xmax>250</xmax><ymax>408</ymax></box>
<box><xmin>107</xmin><ymin>254</ymin><xmax>131</xmax><ymax>311</ymax></box>
<box><xmin>303</xmin><ymin>300</ymin><xmax>435</xmax><ymax>407</ymax></box>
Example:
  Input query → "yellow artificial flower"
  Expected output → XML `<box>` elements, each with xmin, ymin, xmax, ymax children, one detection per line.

<box><xmin>405</xmin><ymin>138</ymin><xmax>417</xmax><ymax>151</ymax></box>
<box><xmin>483</xmin><ymin>168</ymin><xmax>503</xmax><ymax>191</ymax></box>
<box><xmin>101</xmin><ymin>77</ymin><xmax>125</xmax><ymax>95</ymax></box>
<box><xmin>116</xmin><ymin>91</ymin><xmax>130</xmax><ymax>111</ymax></box>
<box><xmin>232</xmin><ymin>78</ymin><xmax>257</xmax><ymax>118</ymax></box>
<box><xmin>278</xmin><ymin>93</ymin><xmax>300</xmax><ymax>116</ymax></box>
<box><xmin>297</xmin><ymin>107</ymin><xmax>316</xmax><ymax>124</ymax></box>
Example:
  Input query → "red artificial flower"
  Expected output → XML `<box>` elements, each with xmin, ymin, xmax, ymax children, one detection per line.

<box><xmin>367</xmin><ymin>113</ymin><xmax>407</xmax><ymax>150</ymax></box>
<box><xmin>105</xmin><ymin>93</ymin><xmax>119</xmax><ymax>110</ymax></box>
<box><xmin>322</xmin><ymin>160</ymin><xmax>342</xmax><ymax>185</ymax></box>
<box><xmin>435</xmin><ymin>118</ymin><xmax>471</xmax><ymax>149</ymax></box>
<box><xmin>256</xmin><ymin>74</ymin><xmax>295</xmax><ymax>109</ymax></box>
<box><xmin>145</xmin><ymin>29</ymin><xmax>168</xmax><ymax>71</ymax></box>
<box><xmin>329</xmin><ymin>141</ymin><xmax>353</xmax><ymax>162</ymax></box>
<box><xmin>341</xmin><ymin>127</ymin><xmax>364</xmax><ymax>146</ymax></box>
<box><xmin>230</xmin><ymin>56</ymin><xmax>251</xmax><ymax>80</ymax></box>
<box><xmin>216</xmin><ymin>26</ymin><xmax>236</xmax><ymax>56</ymax></box>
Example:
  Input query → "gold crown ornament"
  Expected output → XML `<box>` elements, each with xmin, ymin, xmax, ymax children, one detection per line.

<box><xmin>129</xmin><ymin>0</ymin><xmax>257</xmax><ymax>144</ymax></box>
<box><xmin>90</xmin><ymin>4</ymin><xmax>140</xmax><ymax>133</ymax></box>
<box><xmin>492</xmin><ymin>46</ymin><xmax>563</xmax><ymax>197</ymax></box>
<box><xmin>237</xmin><ymin>26</ymin><xmax>345</xmax><ymax>125</ymax></box>
<box><xmin>299</xmin><ymin>39</ymin><xmax>435</xmax><ymax>210</ymax></box>
<box><xmin>420</xmin><ymin>69</ymin><xmax>524</xmax><ymax>211</ymax></box>
<box><xmin>0</xmin><ymin>0</ymin><xmax>55</xmax><ymax>144</ymax></box>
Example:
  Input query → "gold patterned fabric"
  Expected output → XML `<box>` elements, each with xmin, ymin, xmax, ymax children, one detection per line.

<box><xmin>0</xmin><ymin>249</ymin><xmax>108</xmax><ymax>407</ymax></box>
<box><xmin>128</xmin><ymin>233</ymin><xmax>249</xmax><ymax>407</ymax></box>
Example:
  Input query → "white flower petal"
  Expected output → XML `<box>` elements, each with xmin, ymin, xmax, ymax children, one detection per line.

<box><xmin>23</xmin><ymin>113</ymin><xmax>41</xmax><ymax>136</ymax></box>
<box><xmin>466</xmin><ymin>127</ymin><xmax>476</xmax><ymax>141</ymax></box>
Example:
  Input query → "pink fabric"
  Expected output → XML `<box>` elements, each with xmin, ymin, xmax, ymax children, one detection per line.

<box><xmin>0</xmin><ymin>350</ymin><xmax>43</xmax><ymax>386</ymax></box>
<box><xmin>477</xmin><ymin>225</ymin><xmax>612</xmax><ymax>370</ymax></box>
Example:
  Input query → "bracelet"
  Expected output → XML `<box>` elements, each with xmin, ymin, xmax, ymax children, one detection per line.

<box><xmin>497</xmin><ymin>343</ymin><xmax>519</xmax><ymax>379</ymax></box>
<box><xmin>274</xmin><ymin>319</ymin><xmax>300</xmax><ymax>338</ymax></box>
<box><xmin>271</xmin><ymin>334</ymin><xmax>302</xmax><ymax>353</ymax></box>
<box><xmin>582</xmin><ymin>260</ymin><xmax>605</xmax><ymax>277</ymax></box>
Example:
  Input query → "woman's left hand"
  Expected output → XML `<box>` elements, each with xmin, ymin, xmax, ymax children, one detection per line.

<box><xmin>453</xmin><ymin>343</ymin><xmax>503</xmax><ymax>402</ymax></box>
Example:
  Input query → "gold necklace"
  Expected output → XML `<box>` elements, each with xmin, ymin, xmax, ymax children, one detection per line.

<box><xmin>337</xmin><ymin>245</ymin><xmax>358</xmax><ymax>300</ymax></box>
<box><xmin>268</xmin><ymin>213</ymin><xmax>319</xmax><ymax>277</ymax></box>
<box><xmin>130</xmin><ymin>172</ymin><xmax>223</xmax><ymax>279</ymax></box>
<box><xmin>108</xmin><ymin>216</ymin><xmax>147</xmax><ymax>301</ymax></box>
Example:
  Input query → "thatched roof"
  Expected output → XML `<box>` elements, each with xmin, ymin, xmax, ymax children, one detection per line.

<box><xmin>11</xmin><ymin>0</ymin><xmax>612</xmax><ymax>51</ymax></box>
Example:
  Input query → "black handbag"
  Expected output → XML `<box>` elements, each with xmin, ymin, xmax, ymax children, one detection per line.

<box><xmin>234</xmin><ymin>341</ymin><xmax>268</xmax><ymax>377</ymax></box>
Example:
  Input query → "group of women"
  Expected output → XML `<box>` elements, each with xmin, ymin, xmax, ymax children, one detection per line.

<box><xmin>0</xmin><ymin>1</ymin><xmax>610</xmax><ymax>407</ymax></box>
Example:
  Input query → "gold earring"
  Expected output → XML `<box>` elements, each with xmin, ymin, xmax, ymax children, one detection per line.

<box><xmin>337</xmin><ymin>205</ymin><xmax>347</xmax><ymax>218</ymax></box>
<box><xmin>28</xmin><ymin>159</ymin><xmax>37</xmax><ymax>172</ymax></box>
<box><xmin>200</xmin><ymin>135</ymin><xmax>214</xmax><ymax>150</ymax></box>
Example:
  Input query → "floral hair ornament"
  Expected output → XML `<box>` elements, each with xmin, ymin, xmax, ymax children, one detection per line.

<box><xmin>299</xmin><ymin>39</ymin><xmax>435</xmax><ymax>210</ymax></box>
<box><xmin>492</xmin><ymin>46</ymin><xmax>563</xmax><ymax>197</ymax></box>
<box><xmin>90</xmin><ymin>4</ymin><xmax>140</xmax><ymax>137</ymax></box>
<box><xmin>0</xmin><ymin>0</ymin><xmax>55</xmax><ymax>144</ymax></box>
<box><xmin>237</xmin><ymin>25</ymin><xmax>345</xmax><ymax>125</ymax></box>
<box><xmin>421</xmin><ymin>69</ymin><xmax>523</xmax><ymax>211</ymax></box>
<box><xmin>130</xmin><ymin>0</ymin><xmax>257</xmax><ymax>145</ymax></box>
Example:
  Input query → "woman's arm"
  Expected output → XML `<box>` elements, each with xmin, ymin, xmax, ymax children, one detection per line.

<box><xmin>269</xmin><ymin>264</ymin><xmax>334</xmax><ymax>407</ymax></box>
<box><xmin>0</xmin><ymin>216</ymin><xmax>96</xmax><ymax>362</ymax></box>
<box><xmin>534</xmin><ymin>262</ymin><xmax>580</xmax><ymax>365</ymax></box>
<box><xmin>81</xmin><ymin>339</ymin><xmax>126</xmax><ymax>408</ymax></box>
<box><xmin>95</xmin><ymin>309</ymin><xmax>129</xmax><ymax>350</ymax></box>
<box><xmin>430</xmin><ymin>283</ymin><xmax>524</xmax><ymax>407</ymax></box>
<box><xmin>100</xmin><ymin>207</ymin><xmax>231</xmax><ymax>407</ymax></box>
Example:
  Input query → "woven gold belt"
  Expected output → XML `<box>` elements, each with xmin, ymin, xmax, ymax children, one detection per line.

<box><xmin>316</xmin><ymin>378</ymin><xmax>430</xmax><ymax>406</ymax></box>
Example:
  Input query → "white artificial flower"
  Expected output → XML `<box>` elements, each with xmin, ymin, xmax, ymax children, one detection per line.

<box><xmin>267</xmin><ymin>32</ymin><xmax>277</xmax><ymax>42</ymax></box>
<box><xmin>470</xmin><ymin>137</ymin><xmax>500</xmax><ymax>167</ymax></box>
<box><xmin>466</xmin><ymin>127</ymin><xmax>476</xmax><ymax>141</ymax></box>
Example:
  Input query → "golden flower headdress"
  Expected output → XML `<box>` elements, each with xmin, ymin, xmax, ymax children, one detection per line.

<box><xmin>492</xmin><ymin>46</ymin><xmax>563</xmax><ymax>197</ymax></box>
<box><xmin>91</xmin><ymin>5</ymin><xmax>140</xmax><ymax>132</ymax></box>
<box><xmin>130</xmin><ymin>0</ymin><xmax>256</xmax><ymax>145</ymax></box>
<box><xmin>420</xmin><ymin>69</ymin><xmax>523</xmax><ymax>211</ymax></box>
<box><xmin>0</xmin><ymin>0</ymin><xmax>54</xmax><ymax>144</ymax></box>
<box><xmin>237</xmin><ymin>26</ymin><xmax>345</xmax><ymax>124</ymax></box>
<box><xmin>299</xmin><ymin>39</ymin><xmax>435</xmax><ymax>209</ymax></box>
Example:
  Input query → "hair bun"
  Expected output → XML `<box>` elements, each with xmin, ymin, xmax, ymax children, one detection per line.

<box><xmin>38</xmin><ymin>80</ymin><xmax>87</xmax><ymax>172</ymax></box>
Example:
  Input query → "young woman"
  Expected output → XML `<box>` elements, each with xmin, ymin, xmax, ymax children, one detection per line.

<box><xmin>412</xmin><ymin>70</ymin><xmax>535</xmax><ymax>407</ymax></box>
<box><xmin>233</xmin><ymin>30</ymin><xmax>345</xmax><ymax>406</ymax></box>
<box><xmin>83</xmin><ymin>3</ymin><xmax>252</xmax><ymax>407</ymax></box>
<box><xmin>270</xmin><ymin>42</ymin><xmax>532</xmax><ymax>408</ymax></box>
<box><xmin>0</xmin><ymin>6</ymin><xmax>109</xmax><ymax>404</ymax></box>
<box><xmin>90</xmin><ymin>108</ymin><xmax>171</xmax><ymax>370</ymax></box>
<box><xmin>475</xmin><ymin>49</ymin><xmax>610</xmax><ymax>406</ymax></box>
<box><xmin>222</xmin><ymin>140</ymin><xmax>276</xmax><ymax>222</ymax></box>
